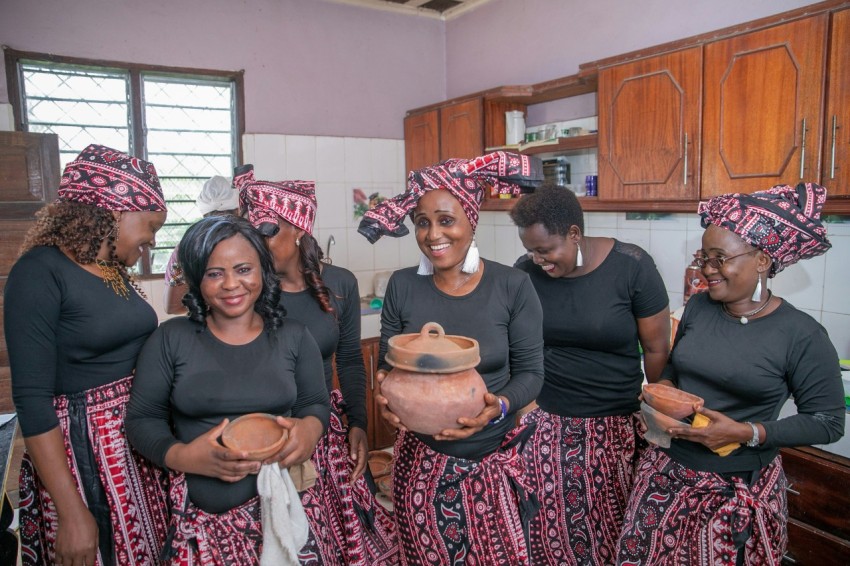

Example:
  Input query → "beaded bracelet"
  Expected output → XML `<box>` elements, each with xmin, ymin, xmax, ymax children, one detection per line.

<box><xmin>489</xmin><ymin>397</ymin><xmax>508</xmax><ymax>425</ymax></box>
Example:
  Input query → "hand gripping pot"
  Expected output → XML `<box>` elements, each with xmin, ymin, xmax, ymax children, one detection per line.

<box><xmin>382</xmin><ymin>322</ymin><xmax>487</xmax><ymax>435</ymax></box>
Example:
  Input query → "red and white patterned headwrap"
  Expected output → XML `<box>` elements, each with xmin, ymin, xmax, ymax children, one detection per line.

<box><xmin>234</xmin><ymin>164</ymin><xmax>317</xmax><ymax>235</ymax></box>
<box><xmin>358</xmin><ymin>151</ymin><xmax>542</xmax><ymax>243</ymax></box>
<box><xmin>698</xmin><ymin>182</ymin><xmax>832</xmax><ymax>277</ymax></box>
<box><xmin>58</xmin><ymin>144</ymin><xmax>165</xmax><ymax>212</ymax></box>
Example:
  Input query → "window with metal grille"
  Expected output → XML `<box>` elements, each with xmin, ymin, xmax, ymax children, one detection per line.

<box><xmin>5</xmin><ymin>48</ymin><xmax>244</xmax><ymax>276</ymax></box>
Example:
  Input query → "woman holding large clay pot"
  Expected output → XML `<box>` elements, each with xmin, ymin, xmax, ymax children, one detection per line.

<box><xmin>616</xmin><ymin>184</ymin><xmax>846</xmax><ymax>565</ymax></box>
<box><xmin>358</xmin><ymin>151</ymin><xmax>545</xmax><ymax>565</ymax></box>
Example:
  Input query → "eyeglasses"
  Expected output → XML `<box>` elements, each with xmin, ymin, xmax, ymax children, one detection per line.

<box><xmin>691</xmin><ymin>249</ymin><xmax>757</xmax><ymax>269</ymax></box>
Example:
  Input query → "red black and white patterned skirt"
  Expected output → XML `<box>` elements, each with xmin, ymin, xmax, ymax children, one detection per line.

<box><xmin>520</xmin><ymin>408</ymin><xmax>642</xmax><ymax>565</ymax></box>
<box><xmin>161</xmin><ymin>472</ymin><xmax>263</xmax><ymax>565</ymax></box>
<box><xmin>298</xmin><ymin>390</ymin><xmax>399</xmax><ymax>565</ymax></box>
<box><xmin>616</xmin><ymin>446</ymin><xmax>788</xmax><ymax>566</ymax></box>
<box><xmin>392</xmin><ymin>426</ymin><xmax>536</xmax><ymax>566</ymax></box>
<box><xmin>18</xmin><ymin>376</ymin><xmax>169</xmax><ymax>566</ymax></box>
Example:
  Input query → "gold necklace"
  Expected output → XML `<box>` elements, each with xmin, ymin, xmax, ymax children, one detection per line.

<box><xmin>434</xmin><ymin>271</ymin><xmax>475</xmax><ymax>294</ymax></box>
<box><xmin>95</xmin><ymin>259</ymin><xmax>130</xmax><ymax>300</ymax></box>
<box><xmin>721</xmin><ymin>291</ymin><xmax>772</xmax><ymax>324</ymax></box>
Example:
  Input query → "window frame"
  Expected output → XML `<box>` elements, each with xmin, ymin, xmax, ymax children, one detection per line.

<box><xmin>3</xmin><ymin>46</ymin><xmax>245</xmax><ymax>278</ymax></box>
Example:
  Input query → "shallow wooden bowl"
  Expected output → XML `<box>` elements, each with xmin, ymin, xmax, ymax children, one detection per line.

<box><xmin>221</xmin><ymin>413</ymin><xmax>288</xmax><ymax>461</ymax></box>
<box><xmin>642</xmin><ymin>383</ymin><xmax>704</xmax><ymax>419</ymax></box>
<box><xmin>368</xmin><ymin>450</ymin><xmax>393</xmax><ymax>479</ymax></box>
<box><xmin>376</xmin><ymin>474</ymin><xmax>393</xmax><ymax>499</ymax></box>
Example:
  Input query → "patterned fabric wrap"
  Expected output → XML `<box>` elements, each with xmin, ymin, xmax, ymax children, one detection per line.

<box><xmin>698</xmin><ymin>183</ymin><xmax>831</xmax><ymax>277</ymax></box>
<box><xmin>163</xmin><ymin>247</ymin><xmax>184</xmax><ymax>287</ymax></box>
<box><xmin>616</xmin><ymin>446</ymin><xmax>788</xmax><ymax>566</ymax></box>
<box><xmin>58</xmin><ymin>144</ymin><xmax>166</xmax><ymax>212</ymax></box>
<box><xmin>18</xmin><ymin>376</ymin><xmax>169</xmax><ymax>566</ymax></box>
<box><xmin>391</xmin><ymin>426</ymin><xmax>536</xmax><ymax>566</ymax></box>
<box><xmin>358</xmin><ymin>151</ymin><xmax>543</xmax><ymax>243</ymax></box>
<box><xmin>234</xmin><ymin>164</ymin><xmax>317</xmax><ymax>235</ymax></box>
<box><xmin>520</xmin><ymin>408</ymin><xmax>643</xmax><ymax>566</ymax></box>
<box><xmin>161</xmin><ymin>472</ymin><xmax>263</xmax><ymax>565</ymax></box>
<box><xmin>298</xmin><ymin>390</ymin><xmax>399</xmax><ymax>565</ymax></box>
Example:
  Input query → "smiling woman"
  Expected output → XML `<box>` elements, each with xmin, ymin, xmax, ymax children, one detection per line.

<box><xmin>126</xmin><ymin>215</ymin><xmax>330</xmax><ymax>565</ymax></box>
<box><xmin>4</xmin><ymin>144</ymin><xmax>170</xmax><ymax>566</ymax></box>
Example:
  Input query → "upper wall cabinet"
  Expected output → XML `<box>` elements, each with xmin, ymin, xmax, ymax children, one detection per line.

<box><xmin>701</xmin><ymin>15</ymin><xmax>828</xmax><ymax>197</ymax></box>
<box><xmin>598</xmin><ymin>47</ymin><xmax>702</xmax><ymax>202</ymax></box>
<box><xmin>823</xmin><ymin>8</ymin><xmax>850</xmax><ymax>196</ymax></box>
<box><xmin>439</xmin><ymin>99</ymin><xmax>483</xmax><ymax>161</ymax></box>
<box><xmin>404</xmin><ymin>110</ymin><xmax>440</xmax><ymax>174</ymax></box>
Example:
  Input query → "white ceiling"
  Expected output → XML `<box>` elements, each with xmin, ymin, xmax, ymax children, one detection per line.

<box><xmin>321</xmin><ymin>0</ymin><xmax>496</xmax><ymax>20</ymax></box>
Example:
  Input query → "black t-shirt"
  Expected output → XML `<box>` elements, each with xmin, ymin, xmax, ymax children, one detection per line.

<box><xmin>4</xmin><ymin>246</ymin><xmax>158</xmax><ymax>436</ymax></box>
<box><xmin>515</xmin><ymin>240</ymin><xmax>669</xmax><ymax>417</ymax></box>
<box><xmin>664</xmin><ymin>292</ymin><xmax>845</xmax><ymax>473</ymax></box>
<box><xmin>126</xmin><ymin>317</ymin><xmax>330</xmax><ymax>513</ymax></box>
<box><xmin>379</xmin><ymin>259</ymin><xmax>544</xmax><ymax>460</ymax></box>
<box><xmin>280</xmin><ymin>264</ymin><xmax>367</xmax><ymax>430</ymax></box>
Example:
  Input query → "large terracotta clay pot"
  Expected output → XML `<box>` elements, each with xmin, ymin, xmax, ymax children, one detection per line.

<box><xmin>382</xmin><ymin>322</ymin><xmax>487</xmax><ymax>435</ymax></box>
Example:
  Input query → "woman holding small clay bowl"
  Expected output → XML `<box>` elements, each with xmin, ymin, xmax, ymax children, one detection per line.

<box><xmin>358</xmin><ymin>151</ymin><xmax>545</xmax><ymax>565</ymax></box>
<box><xmin>616</xmin><ymin>184</ymin><xmax>846</xmax><ymax>566</ymax></box>
<box><xmin>127</xmin><ymin>215</ymin><xmax>329</xmax><ymax>564</ymax></box>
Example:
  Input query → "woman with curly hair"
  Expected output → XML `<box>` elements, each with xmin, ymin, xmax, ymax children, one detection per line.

<box><xmin>126</xmin><ymin>215</ymin><xmax>330</xmax><ymax>564</ymax></box>
<box><xmin>4</xmin><ymin>144</ymin><xmax>170</xmax><ymax>566</ymax></box>
<box><xmin>510</xmin><ymin>183</ymin><xmax>670</xmax><ymax>565</ymax></box>
<box><xmin>235</xmin><ymin>165</ymin><xmax>399</xmax><ymax>565</ymax></box>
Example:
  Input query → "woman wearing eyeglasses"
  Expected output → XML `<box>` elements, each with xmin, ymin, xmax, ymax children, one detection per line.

<box><xmin>616</xmin><ymin>183</ymin><xmax>846</xmax><ymax>566</ymax></box>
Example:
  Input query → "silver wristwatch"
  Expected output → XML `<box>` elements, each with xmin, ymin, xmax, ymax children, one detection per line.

<box><xmin>745</xmin><ymin>421</ymin><xmax>760</xmax><ymax>447</ymax></box>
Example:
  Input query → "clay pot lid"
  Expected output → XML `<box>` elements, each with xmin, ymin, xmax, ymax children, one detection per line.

<box><xmin>386</xmin><ymin>322</ymin><xmax>480</xmax><ymax>373</ymax></box>
<box><xmin>221</xmin><ymin>413</ymin><xmax>288</xmax><ymax>461</ymax></box>
<box><xmin>368</xmin><ymin>450</ymin><xmax>393</xmax><ymax>478</ymax></box>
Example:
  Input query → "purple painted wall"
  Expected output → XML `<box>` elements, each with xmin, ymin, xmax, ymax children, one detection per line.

<box><xmin>446</xmin><ymin>0</ymin><xmax>818</xmax><ymax>125</ymax></box>
<box><xmin>0</xmin><ymin>0</ymin><xmax>445</xmax><ymax>139</ymax></box>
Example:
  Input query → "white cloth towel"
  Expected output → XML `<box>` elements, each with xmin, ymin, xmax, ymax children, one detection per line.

<box><xmin>257</xmin><ymin>463</ymin><xmax>309</xmax><ymax>566</ymax></box>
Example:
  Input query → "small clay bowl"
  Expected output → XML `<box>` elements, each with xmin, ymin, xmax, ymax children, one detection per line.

<box><xmin>640</xmin><ymin>402</ymin><xmax>688</xmax><ymax>449</ymax></box>
<box><xmin>642</xmin><ymin>383</ymin><xmax>704</xmax><ymax>419</ymax></box>
<box><xmin>368</xmin><ymin>450</ymin><xmax>393</xmax><ymax>479</ymax></box>
<box><xmin>376</xmin><ymin>474</ymin><xmax>393</xmax><ymax>499</ymax></box>
<box><xmin>221</xmin><ymin>413</ymin><xmax>288</xmax><ymax>461</ymax></box>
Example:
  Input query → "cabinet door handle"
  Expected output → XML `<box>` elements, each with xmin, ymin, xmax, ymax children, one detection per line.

<box><xmin>830</xmin><ymin>115</ymin><xmax>838</xmax><ymax>180</ymax></box>
<box><xmin>683</xmin><ymin>133</ymin><xmax>688</xmax><ymax>186</ymax></box>
<box><xmin>782</xmin><ymin>552</ymin><xmax>798</xmax><ymax>564</ymax></box>
<box><xmin>799</xmin><ymin>118</ymin><xmax>807</xmax><ymax>179</ymax></box>
<box><xmin>786</xmin><ymin>483</ymin><xmax>801</xmax><ymax>496</ymax></box>
<box><xmin>369</xmin><ymin>350</ymin><xmax>375</xmax><ymax>390</ymax></box>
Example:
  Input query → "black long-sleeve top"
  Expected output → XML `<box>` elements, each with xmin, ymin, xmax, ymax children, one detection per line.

<box><xmin>279</xmin><ymin>264</ymin><xmax>367</xmax><ymax>430</ymax></box>
<box><xmin>378</xmin><ymin>259</ymin><xmax>545</xmax><ymax>460</ymax></box>
<box><xmin>4</xmin><ymin>246</ymin><xmax>158</xmax><ymax>437</ymax></box>
<box><xmin>126</xmin><ymin>317</ymin><xmax>330</xmax><ymax>513</ymax></box>
<box><xmin>664</xmin><ymin>292</ymin><xmax>845</xmax><ymax>473</ymax></box>
<box><xmin>515</xmin><ymin>240</ymin><xmax>669</xmax><ymax>417</ymax></box>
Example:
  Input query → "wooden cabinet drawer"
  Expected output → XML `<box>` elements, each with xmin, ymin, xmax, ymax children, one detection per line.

<box><xmin>783</xmin><ymin>518</ymin><xmax>850</xmax><ymax>565</ymax></box>
<box><xmin>781</xmin><ymin>447</ymin><xmax>850</xmax><ymax>541</ymax></box>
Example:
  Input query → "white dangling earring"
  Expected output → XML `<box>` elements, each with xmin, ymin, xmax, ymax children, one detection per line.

<box><xmin>751</xmin><ymin>275</ymin><xmax>762</xmax><ymax>301</ymax></box>
<box><xmin>575</xmin><ymin>242</ymin><xmax>584</xmax><ymax>267</ymax></box>
<box><xmin>295</xmin><ymin>237</ymin><xmax>300</xmax><ymax>247</ymax></box>
<box><xmin>417</xmin><ymin>252</ymin><xmax>434</xmax><ymax>275</ymax></box>
<box><xmin>461</xmin><ymin>238</ymin><xmax>480</xmax><ymax>274</ymax></box>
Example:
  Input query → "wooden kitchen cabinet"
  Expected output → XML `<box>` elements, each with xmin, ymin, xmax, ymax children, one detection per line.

<box><xmin>403</xmin><ymin>109</ymin><xmax>439</xmax><ymax>173</ymax></box>
<box><xmin>822</xmin><ymin>8</ymin><xmax>850</xmax><ymax>197</ymax></box>
<box><xmin>780</xmin><ymin>446</ymin><xmax>850</xmax><ymax>564</ymax></box>
<box><xmin>439</xmin><ymin>98</ymin><xmax>483</xmax><ymax>162</ymax></box>
<box><xmin>362</xmin><ymin>337</ymin><xmax>396</xmax><ymax>450</ymax></box>
<box><xmin>598</xmin><ymin>46</ymin><xmax>702</xmax><ymax>202</ymax></box>
<box><xmin>329</xmin><ymin>338</ymin><xmax>396</xmax><ymax>450</ymax></box>
<box><xmin>701</xmin><ymin>15</ymin><xmax>829</xmax><ymax>197</ymax></box>
<box><xmin>403</xmin><ymin>98</ymin><xmax>484</xmax><ymax>174</ymax></box>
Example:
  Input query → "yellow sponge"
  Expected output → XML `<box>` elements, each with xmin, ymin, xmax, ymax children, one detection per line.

<box><xmin>691</xmin><ymin>413</ymin><xmax>740</xmax><ymax>457</ymax></box>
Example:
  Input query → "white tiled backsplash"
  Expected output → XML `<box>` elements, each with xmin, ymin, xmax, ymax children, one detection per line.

<box><xmin>142</xmin><ymin>131</ymin><xmax>850</xmax><ymax>361</ymax></box>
